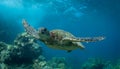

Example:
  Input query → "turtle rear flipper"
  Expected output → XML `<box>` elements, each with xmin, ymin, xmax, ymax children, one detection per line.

<box><xmin>22</xmin><ymin>19</ymin><xmax>39</xmax><ymax>39</ymax></box>
<box><xmin>62</xmin><ymin>37</ymin><xmax>105</xmax><ymax>43</ymax></box>
<box><xmin>77</xmin><ymin>42</ymin><xmax>85</xmax><ymax>49</ymax></box>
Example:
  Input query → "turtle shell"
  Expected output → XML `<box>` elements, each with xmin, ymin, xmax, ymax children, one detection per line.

<box><xmin>50</xmin><ymin>29</ymin><xmax>75</xmax><ymax>40</ymax></box>
<box><xmin>44</xmin><ymin>29</ymin><xmax>84</xmax><ymax>51</ymax></box>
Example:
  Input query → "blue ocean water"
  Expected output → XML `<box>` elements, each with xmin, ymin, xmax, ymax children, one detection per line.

<box><xmin>0</xmin><ymin>0</ymin><xmax>120</xmax><ymax>68</ymax></box>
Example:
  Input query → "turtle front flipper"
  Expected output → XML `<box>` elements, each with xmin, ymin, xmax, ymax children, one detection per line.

<box><xmin>62</xmin><ymin>37</ymin><xmax>105</xmax><ymax>43</ymax></box>
<box><xmin>22</xmin><ymin>19</ymin><xmax>39</xmax><ymax>39</ymax></box>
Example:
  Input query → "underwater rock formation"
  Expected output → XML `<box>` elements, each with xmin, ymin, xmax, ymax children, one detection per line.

<box><xmin>11</xmin><ymin>33</ymin><xmax>42</xmax><ymax>64</ymax></box>
<box><xmin>3</xmin><ymin>33</ymin><xmax>42</xmax><ymax>65</ymax></box>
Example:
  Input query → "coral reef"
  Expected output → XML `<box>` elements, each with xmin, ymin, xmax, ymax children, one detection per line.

<box><xmin>47</xmin><ymin>57</ymin><xmax>66</xmax><ymax>69</ymax></box>
<box><xmin>0</xmin><ymin>32</ymin><xmax>69</xmax><ymax>69</ymax></box>
<box><xmin>81</xmin><ymin>58</ymin><xmax>120</xmax><ymax>69</ymax></box>
<box><xmin>81</xmin><ymin>58</ymin><xmax>106</xmax><ymax>69</ymax></box>
<box><xmin>33</xmin><ymin>57</ymin><xmax>68</xmax><ymax>69</ymax></box>
<box><xmin>1</xmin><ymin>33</ymin><xmax>42</xmax><ymax>65</ymax></box>
<box><xmin>105</xmin><ymin>60</ymin><xmax>120</xmax><ymax>69</ymax></box>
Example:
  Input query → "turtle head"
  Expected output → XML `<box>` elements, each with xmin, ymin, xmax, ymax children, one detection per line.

<box><xmin>38</xmin><ymin>27</ymin><xmax>50</xmax><ymax>41</ymax></box>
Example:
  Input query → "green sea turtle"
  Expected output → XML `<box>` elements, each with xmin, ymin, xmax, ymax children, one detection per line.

<box><xmin>22</xmin><ymin>19</ymin><xmax>105</xmax><ymax>52</ymax></box>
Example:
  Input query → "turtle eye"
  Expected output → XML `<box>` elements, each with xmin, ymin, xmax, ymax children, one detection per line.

<box><xmin>41</xmin><ymin>28</ymin><xmax>47</xmax><ymax>34</ymax></box>
<box><xmin>39</xmin><ymin>27</ymin><xmax>47</xmax><ymax>34</ymax></box>
<box><xmin>41</xmin><ymin>31</ymin><xmax>45</xmax><ymax>34</ymax></box>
